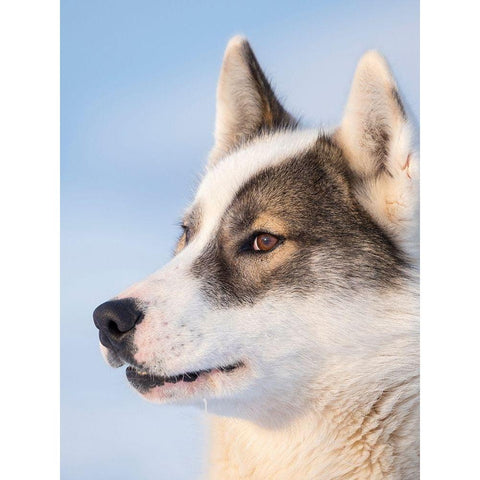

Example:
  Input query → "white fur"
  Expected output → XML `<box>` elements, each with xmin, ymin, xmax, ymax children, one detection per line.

<box><xmin>104</xmin><ymin>41</ymin><xmax>419</xmax><ymax>479</ymax></box>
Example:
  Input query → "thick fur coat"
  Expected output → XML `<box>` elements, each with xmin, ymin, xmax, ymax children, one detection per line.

<box><xmin>94</xmin><ymin>36</ymin><xmax>419</xmax><ymax>479</ymax></box>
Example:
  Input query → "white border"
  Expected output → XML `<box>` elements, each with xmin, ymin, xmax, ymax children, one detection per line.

<box><xmin>2</xmin><ymin>0</ymin><xmax>480</xmax><ymax>477</ymax></box>
<box><xmin>0</xmin><ymin>1</ymin><xmax>59</xmax><ymax>478</ymax></box>
<box><xmin>421</xmin><ymin>0</ymin><xmax>480</xmax><ymax>477</ymax></box>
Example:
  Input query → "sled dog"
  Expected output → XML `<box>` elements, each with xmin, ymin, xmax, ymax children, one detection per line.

<box><xmin>94</xmin><ymin>36</ymin><xmax>419</xmax><ymax>479</ymax></box>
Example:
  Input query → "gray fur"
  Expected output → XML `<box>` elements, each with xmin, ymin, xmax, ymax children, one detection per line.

<box><xmin>191</xmin><ymin>135</ymin><xmax>408</xmax><ymax>308</ymax></box>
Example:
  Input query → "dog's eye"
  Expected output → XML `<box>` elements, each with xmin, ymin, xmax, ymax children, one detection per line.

<box><xmin>182</xmin><ymin>225</ymin><xmax>191</xmax><ymax>243</ymax></box>
<box><xmin>253</xmin><ymin>233</ymin><xmax>279</xmax><ymax>252</ymax></box>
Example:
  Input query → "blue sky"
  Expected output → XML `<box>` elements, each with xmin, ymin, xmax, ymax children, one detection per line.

<box><xmin>61</xmin><ymin>1</ymin><xmax>419</xmax><ymax>478</ymax></box>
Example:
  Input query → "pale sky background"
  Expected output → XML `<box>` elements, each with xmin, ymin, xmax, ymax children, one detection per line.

<box><xmin>61</xmin><ymin>1</ymin><xmax>419</xmax><ymax>478</ymax></box>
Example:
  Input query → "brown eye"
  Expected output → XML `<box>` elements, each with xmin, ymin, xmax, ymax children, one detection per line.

<box><xmin>253</xmin><ymin>233</ymin><xmax>279</xmax><ymax>252</ymax></box>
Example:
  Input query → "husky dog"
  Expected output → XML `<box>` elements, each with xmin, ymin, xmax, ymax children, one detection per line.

<box><xmin>94</xmin><ymin>36</ymin><xmax>419</xmax><ymax>479</ymax></box>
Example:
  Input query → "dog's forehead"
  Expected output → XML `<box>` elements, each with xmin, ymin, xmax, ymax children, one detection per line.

<box><xmin>191</xmin><ymin>129</ymin><xmax>319</xmax><ymax>230</ymax></box>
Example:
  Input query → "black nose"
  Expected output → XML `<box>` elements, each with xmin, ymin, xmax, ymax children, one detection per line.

<box><xmin>93</xmin><ymin>298</ymin><xmax>144</xmax><ymax>348</ymax></box>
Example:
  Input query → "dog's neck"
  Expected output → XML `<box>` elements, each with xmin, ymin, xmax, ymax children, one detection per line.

<box><xmin>208</xmin><ymin>372</ymin><xmax>419</xmax><ymax>480</ymax></box>
<box><xmin>208</xmin><ymin>286</ymin><xmax>419</xmax><ymax>480</ymax></box>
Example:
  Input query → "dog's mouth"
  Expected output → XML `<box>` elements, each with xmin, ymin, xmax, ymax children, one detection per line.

<box><xmin>125</xmin><ymin>361</ymin><xmax>246</xmax><ymax>399</ymax></box>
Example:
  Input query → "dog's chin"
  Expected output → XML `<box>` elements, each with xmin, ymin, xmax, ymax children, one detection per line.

<box><xmin>125</xmin><ymin>361</ymin><xmax>250</xmax><ymax>404</ymax></box>
<box><xmin>99</xmin><ymin>343</ymin><xmax>252</xmax><ymax>405</ymax></box>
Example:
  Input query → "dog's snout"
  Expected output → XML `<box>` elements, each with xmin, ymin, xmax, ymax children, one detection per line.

<box><xmin>93</xmin><ymin>298</ymin><xmax>144</xmax><ymax>347</ymax></box>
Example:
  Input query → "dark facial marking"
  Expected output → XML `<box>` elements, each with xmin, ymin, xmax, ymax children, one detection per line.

<box><xmin>192</xmin><ymin>134</ymin><xmax>408</xmax><ymax>308</ymax></box>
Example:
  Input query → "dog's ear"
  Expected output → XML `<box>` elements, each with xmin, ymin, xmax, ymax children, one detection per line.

<box><xmin>335</xmin><ymin>51</ymin><xmax>418</xmax><ymax>258</ymax></box>
<box><xmin>208</xmin><ymin>36</ymin><xmax>297</xmax><ymax>167</ymax></box>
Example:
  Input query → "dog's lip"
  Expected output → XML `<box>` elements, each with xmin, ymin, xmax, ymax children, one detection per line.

<box><xmin>125</xmin><ymin>361</ymin><xmax>244</xmax><ymax>392</ymax></box>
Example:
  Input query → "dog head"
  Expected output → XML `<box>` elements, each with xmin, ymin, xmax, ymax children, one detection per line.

<box><xmin>93</xmin><ymin>37</ymin><xmax>418</xmax><ymax>425</ymax></box>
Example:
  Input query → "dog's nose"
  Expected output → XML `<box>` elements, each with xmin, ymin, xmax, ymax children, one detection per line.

<box><xmin>93</xmin><ymin>298</ymin><xmax>144</xmax><ymax>348</ymax></box>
